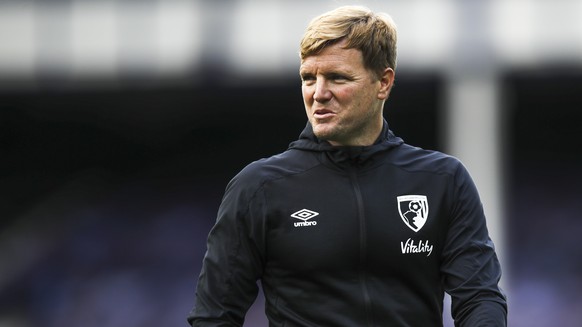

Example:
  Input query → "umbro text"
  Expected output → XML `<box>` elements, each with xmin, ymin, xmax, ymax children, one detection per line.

<box><xmin>294</xmin><ymin>221</ymin><xmax>317</xmax><ymax>227</ymax></box>
<box><xmin>401</xmin><ymin>238</ymin><xmax>433</xmax><ymax>257</ymax></box>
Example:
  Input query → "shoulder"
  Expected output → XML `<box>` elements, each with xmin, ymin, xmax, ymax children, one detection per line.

<box><xmin>389</xmin><ymin>143</ymin><xmax>465</xmax><ymax>177</ymax></box>
<box><xmin>390</xmin><ymin>144</ymin><xmax>481</xmax><ymax>196</ymax></box>
<box><xmin>228</xmin><ymin>148</ymin><xmax>321</xmax><ymax>193</ymax></box>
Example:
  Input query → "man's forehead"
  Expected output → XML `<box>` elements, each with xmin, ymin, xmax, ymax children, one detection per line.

<box><xmin>300</xmin><ymin>46</ymin><xmax>364</xmax><ymax>72</ymax></box>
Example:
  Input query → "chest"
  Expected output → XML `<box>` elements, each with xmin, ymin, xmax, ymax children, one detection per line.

<box><xmin>262</xmin><ymin>166</ymin><xmax>451</xmax><ymax>276</ymax></box>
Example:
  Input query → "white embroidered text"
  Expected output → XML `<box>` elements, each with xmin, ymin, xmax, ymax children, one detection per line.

<box><xmin>400</xmin><ymin>238</ymin><xmax>433</xmax><ymax>257</ymax></box>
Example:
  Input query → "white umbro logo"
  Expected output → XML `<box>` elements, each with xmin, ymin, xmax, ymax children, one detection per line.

<box><xmin>291</xmin><ymin>209</ymin><xmax>319</xmax><ymax>227</ymax></box>
<box><xmin>291</xmin><ymin>209</ymin><xmax>319</xmax><ymax>220</ymax></box>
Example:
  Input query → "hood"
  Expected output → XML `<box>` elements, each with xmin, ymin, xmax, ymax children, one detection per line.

<box><xmin>288</xmin><ymin>120</ymin><xmax>404</xmax><ymax>166</ymax></box>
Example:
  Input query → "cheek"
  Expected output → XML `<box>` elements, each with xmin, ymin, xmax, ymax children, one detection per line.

<box><xmin>333</xmin><ymin>87</ymin><xmax>357</xmax><ymax>106</ymax></box>
<box><xmin>302</xmin><ymin>86</ymin><xmax>313</xmax><ymax>105</ymax></box>
<box><xmin>341</xmin><ymin>89</ymin><xmax>373</xmax><ymax>116</ymax></box>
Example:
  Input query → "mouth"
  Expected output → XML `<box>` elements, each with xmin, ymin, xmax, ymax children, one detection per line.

<box><xmin>313</xmin><ymin>109</ymin><xmax>335</xmax><ymax>119</ymax></box>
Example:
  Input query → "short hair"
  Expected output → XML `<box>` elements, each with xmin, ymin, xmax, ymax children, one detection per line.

<box><xmin>300</xmin><ymin>6</ymin><xmax>398</xmax><ymax>77</ymax></box>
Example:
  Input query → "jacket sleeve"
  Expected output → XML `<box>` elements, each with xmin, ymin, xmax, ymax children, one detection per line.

<box><xmin>441</xmin><ymin>163</ymin><xmax>507</xmax><ymax>327</ymax></box>
<box><xmin>188</xmin><ymin>172</ymin><xmax>267</xmax><ymax>327</ymax></box>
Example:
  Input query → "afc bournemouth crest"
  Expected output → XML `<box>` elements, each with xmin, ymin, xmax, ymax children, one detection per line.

<box><xmin>397</xmin><ymin>195</ymin><xmax>429</xmax><ymax>232</ymax></box>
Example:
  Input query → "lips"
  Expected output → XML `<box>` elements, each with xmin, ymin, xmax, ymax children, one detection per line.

<box><xmin>314</xmin><ymin>109</ymin><xmax>335</xmax><ymax>119</ymax></box>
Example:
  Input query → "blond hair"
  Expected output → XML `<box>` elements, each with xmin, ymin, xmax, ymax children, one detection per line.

<box><xmin>300</xmin><ymin>6</ymin><xmax>398</xmax><ymax>77</ymax></box>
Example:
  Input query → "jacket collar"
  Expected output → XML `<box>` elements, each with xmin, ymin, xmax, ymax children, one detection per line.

<box><xmin>288</xmin><ymin>119</ymin><xmax>404</xmax><ymax>167</ymax></box>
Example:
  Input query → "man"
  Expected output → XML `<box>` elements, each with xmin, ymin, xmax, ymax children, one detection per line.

<box><xmin>188</xmin><ymin>5</ymin><xmax>507</xmax><ymax>327</ymax></box>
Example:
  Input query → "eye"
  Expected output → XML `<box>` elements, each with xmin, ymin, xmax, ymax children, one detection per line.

<box><xmin>329</xmin><ymin>73</ymin><xmax>348</xmax><ymax>82</ymax></box>
<box><xmin>300</xmin><ymin>74</ymin><xmax>315</xmax><ymax>85</ymax></box>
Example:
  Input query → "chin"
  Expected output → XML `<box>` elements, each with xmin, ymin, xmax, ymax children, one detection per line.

<box><xmin>312</xmin><ymin>125</ymin><xmax>334</xmax><ymax>140</ymax></box>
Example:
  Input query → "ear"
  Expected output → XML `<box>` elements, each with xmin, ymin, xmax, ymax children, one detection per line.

<box><xmin>377</xmin><ymin>67</ymin><xmax>395</xmax><ymax>100</ymax></box>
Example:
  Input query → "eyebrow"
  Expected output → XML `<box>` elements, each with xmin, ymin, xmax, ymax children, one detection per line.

<box><xmin>299</xmin><ymin>67</ymin><xmax>352</xmax><ymax>76</ymax></box>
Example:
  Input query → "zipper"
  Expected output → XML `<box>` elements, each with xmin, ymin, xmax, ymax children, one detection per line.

<box><xmin>349</xmin><ymin>169</ymin><xmax>374</xmax><ymax>326</ymax></box>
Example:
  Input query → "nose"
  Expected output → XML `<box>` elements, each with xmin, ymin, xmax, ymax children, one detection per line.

<box><xmin>313</xmin><ymin>78</ymin><xmax>332</xmax><ymax>103</ymax></box>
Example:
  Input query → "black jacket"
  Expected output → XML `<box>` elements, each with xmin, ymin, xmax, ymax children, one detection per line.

<box><xmin>189</xmin><ymin>121</ymin><xmax>507</xmax><ymax>326</ymax></box>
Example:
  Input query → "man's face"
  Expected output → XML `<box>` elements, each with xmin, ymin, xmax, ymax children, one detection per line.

<box><xmin>300</xmin><ymin>40</ymin><xmax>393</xmax><ymax>146</ymax></box>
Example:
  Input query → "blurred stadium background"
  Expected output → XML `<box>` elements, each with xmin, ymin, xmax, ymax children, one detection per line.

<box><xmin>1</xmin><ymin>0</ymin><xmax>581</xmax><ymax>326</ymax></box>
